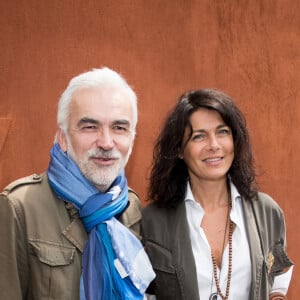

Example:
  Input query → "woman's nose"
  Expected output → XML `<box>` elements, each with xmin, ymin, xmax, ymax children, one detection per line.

<box><xmin>206</xmin><ymin>135</ymin><xmax>220</xmax><ymax>151</ymax></box>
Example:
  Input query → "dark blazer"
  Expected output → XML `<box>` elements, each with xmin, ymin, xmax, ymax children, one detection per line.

<box><xmin>141</xmin><ymin>192</ymin><xmax>293</xmax><ymax>300</ymax></box>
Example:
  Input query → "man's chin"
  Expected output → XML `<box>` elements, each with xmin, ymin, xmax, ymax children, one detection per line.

<box><xmin>81</xmin><ymin>163</ymin><xmax>124</xmax><ymax>191</ymax></box>
<box><xmin>95</xmin><ymin>183</ymin><xmax>111</xmax><ymax>193</ymax></box>
<box><xmin>88</xmin><ymin>173</ymin><xmax>118</xmax><ymax>192</ymax></box>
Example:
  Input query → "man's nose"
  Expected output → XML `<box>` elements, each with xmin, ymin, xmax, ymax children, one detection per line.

<box><xmin>95</xmin><ymin>128</ymin><xmax>114</xmax><ymax>150</ymax></box>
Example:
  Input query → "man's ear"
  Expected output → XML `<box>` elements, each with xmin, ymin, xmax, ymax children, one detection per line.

<box><xmin>57</xmin><ymin>128</ymin><xmax>68</xmax><ymax>152</ymax></box>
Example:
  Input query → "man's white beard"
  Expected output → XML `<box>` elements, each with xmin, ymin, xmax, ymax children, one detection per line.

<box><xmin>66</xmin><ymin>142</ymin><xmax>131</xmax><ymax>192</ymax></box>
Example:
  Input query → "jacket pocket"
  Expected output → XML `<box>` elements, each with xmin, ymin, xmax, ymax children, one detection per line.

<box><xmin>145</xmin><ymin>240</ymin><xmax>180</xmax><ymax>299</ymax></box>
<box><xmin>30</xmin><ymin>239</ymin><xmax>75</xmax><ymax>266</ymax></box>
<box><xmin>29</xmin><ymin>239</ymin><xmax>79</xmax><ymax>300</ymax></box>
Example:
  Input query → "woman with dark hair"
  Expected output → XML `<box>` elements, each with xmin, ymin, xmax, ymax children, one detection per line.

<box><xmin>142</xmin><ymin>89</ymin><xmax>293</xmax><ymax>300</ymax></box>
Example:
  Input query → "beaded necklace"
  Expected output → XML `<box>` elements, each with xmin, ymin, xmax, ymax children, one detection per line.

<box><xmin>209</xmin><ymin>197</ymin><xmax>233</xmax><ymax>300</ymax></box>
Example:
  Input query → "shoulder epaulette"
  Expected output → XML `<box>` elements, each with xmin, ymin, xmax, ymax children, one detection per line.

<box><xmin>1</xmin><ymin>173</ymin><xmax>43</xmax><ymax>196</ymax></box>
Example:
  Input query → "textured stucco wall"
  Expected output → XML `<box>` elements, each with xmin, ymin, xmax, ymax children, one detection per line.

<box><xmin>0</xmin><ymin>1</ymin><xmax>299</xmax><ymax>296</ymax></box>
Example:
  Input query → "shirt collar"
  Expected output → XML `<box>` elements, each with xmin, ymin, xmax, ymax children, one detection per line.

<box><xmin>229</xmin><ymin>181</ymin><xmax>241</xmax><ymax>208</ymax></box>
<box><xmin>184</xmin><ymin>180</ymin><xmax>241</xmax><ymax>204</ymax></box>
<box><xmin>185</xmin><ymin>181</ymin><xmax>195</xmax><ymax>203</ymax></box>
<box><xmin>184</xmin><ymin>179</ymin><xmax>244</xmax><ymax>245</ymax></box>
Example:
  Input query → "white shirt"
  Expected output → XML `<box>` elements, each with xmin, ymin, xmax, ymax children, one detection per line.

<box><xmin>184</xmin><ymin>181</ymin><xmax>293</xmax><ymax>299</ymax></box>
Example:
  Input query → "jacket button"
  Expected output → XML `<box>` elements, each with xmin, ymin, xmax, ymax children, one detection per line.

<box><xmin>32</xmin><ymin>174</ymin><xmax>41</xmax><ymax>180</ymax></box>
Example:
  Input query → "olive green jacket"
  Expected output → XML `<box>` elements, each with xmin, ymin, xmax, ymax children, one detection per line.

<box><xmin>142</xmin><ymin>192</ymin><xmax>293</xmax><ymax>300</ymax></box>
<box><xmin>0</xmin><ymin>173</ymin><xmax>142</xmax><ymax>300</ymax></box>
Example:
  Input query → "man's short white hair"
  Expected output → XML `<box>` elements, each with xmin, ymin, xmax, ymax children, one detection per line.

<box><xmin>57</xmin><ymin>67</ymin><xmax>137</xmax><ymax>136</ymax></box>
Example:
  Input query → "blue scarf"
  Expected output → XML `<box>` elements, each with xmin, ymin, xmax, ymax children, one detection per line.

<box><xmin>47</xmin><ymin>143</ymin><xmax>155</xmax><ymax>300</ymax></box>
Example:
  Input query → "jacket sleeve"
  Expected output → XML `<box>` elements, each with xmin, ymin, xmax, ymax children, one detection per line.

<box><xmin>0</xmin><ymin>194</ymin><xmax>29</xmax><ymax>299</ymax></box>
<box><xmin>254</xmin><ymin>193</ymin><xmax>294</xmax><ymax>290</ymax></box>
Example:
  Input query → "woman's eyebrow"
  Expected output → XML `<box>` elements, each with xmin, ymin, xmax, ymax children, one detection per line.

<box><xmin>192</xmin><ymin>124</ymin><xmax>228</xmax><ymax>133</ymax></box>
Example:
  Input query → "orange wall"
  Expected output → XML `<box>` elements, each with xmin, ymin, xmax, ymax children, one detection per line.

<box><xmin>0</xmin><ymin>1</ymin><xmax>299</xmax><ymax>297</ymax></box>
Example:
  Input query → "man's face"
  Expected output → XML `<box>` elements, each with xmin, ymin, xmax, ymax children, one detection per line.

<box><xmin>58</xmin><ymin>86</ymin><xmax>135</xmax><ymax>192</ymax></box>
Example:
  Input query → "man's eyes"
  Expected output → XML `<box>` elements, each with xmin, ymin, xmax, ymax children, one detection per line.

<box><xmin>79</xmin><ymin>124</ymin><xmax>130</xmax><ymax>135</ymax></box>
<box><xmin>113</xmin><ymin>125</ymin><xmax>130</xmax><ymax>134</ymax></box>
<box><xmin>81</xmin><ymin>124</ymin><xmax>97</xmax><ymax>130</ymax></box>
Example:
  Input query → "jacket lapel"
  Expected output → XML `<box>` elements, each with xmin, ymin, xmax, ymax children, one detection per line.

<box><xmin>172</xmin><ymin>201</ymin><xmax>200</xmax><ymax>300</ymax></box>
<box><xmin>242</xmin><ymin>199</ymin><xmax>264</xmax><ymax>300</ymax></box>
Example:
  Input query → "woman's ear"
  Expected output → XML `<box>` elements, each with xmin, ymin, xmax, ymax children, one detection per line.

<box><xmin>57</xmin><ymin>128</ymin><xmax>68</xmax><ymax>152</ymax></box>
<box><xmin>178</xmin><ymin>149</ymin><xmax>183</xmax><ymax>159</ymax></box>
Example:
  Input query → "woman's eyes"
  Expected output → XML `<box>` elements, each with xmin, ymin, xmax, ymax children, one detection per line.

<box><xmin>218</xmin><ymin>128</ymin><xmax>231</xmax><ymax>135</ymax></box>
<box><xmin>192</xmin><ymin>133</ymin><xmax>205</xmax><ymax>141</ymax></box>
<box><xmin>191</xmin><ymin>128</ymin><xmax>231</xmax><ymax>141</ymax></box>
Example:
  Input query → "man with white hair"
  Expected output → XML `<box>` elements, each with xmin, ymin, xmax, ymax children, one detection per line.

<box><xmin>0</xmin><ymin>67</ymin><xmax>155</xmax><ymax>300</ymax></box>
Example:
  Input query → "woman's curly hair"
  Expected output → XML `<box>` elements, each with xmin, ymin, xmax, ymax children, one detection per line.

<box><xmin>148</xmin><ymin>89</ymin><xmax>258</xmax><ymax>208</ymax></box>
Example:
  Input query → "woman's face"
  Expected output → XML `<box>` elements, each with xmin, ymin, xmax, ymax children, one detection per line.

<box><xmin>181</xmin><ymin>108</ymin><xmax>234</xmax><ymax>184</ymax></box>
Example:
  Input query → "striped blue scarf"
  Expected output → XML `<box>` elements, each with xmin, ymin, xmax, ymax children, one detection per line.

<box><xmin>47</xmin><ymin>143</ymin><xmax>155</xmax><ymax>300</ymax></box>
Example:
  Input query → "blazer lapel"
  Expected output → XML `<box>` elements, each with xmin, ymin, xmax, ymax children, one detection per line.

<box><xmin>242</xmin><ymin>199</ymin><xmax>264</xmax><ymax>300</ymax></box>
<box><xmin>172</xmin><ymin>201</ymin><xmax>200</xmax><ymax>300</ymax></box>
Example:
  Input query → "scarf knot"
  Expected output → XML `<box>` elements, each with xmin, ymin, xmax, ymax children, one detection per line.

<box><xmin>80</xmin><ymin>185</ymin><xmax>128</xmax><ymax>233</ymax></box>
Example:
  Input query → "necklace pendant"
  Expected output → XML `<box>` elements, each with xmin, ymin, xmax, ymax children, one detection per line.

<box><xmin>209</xmin><ymin>292</ymin><xmax>218</xmax><ymax>300</ymax></box>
